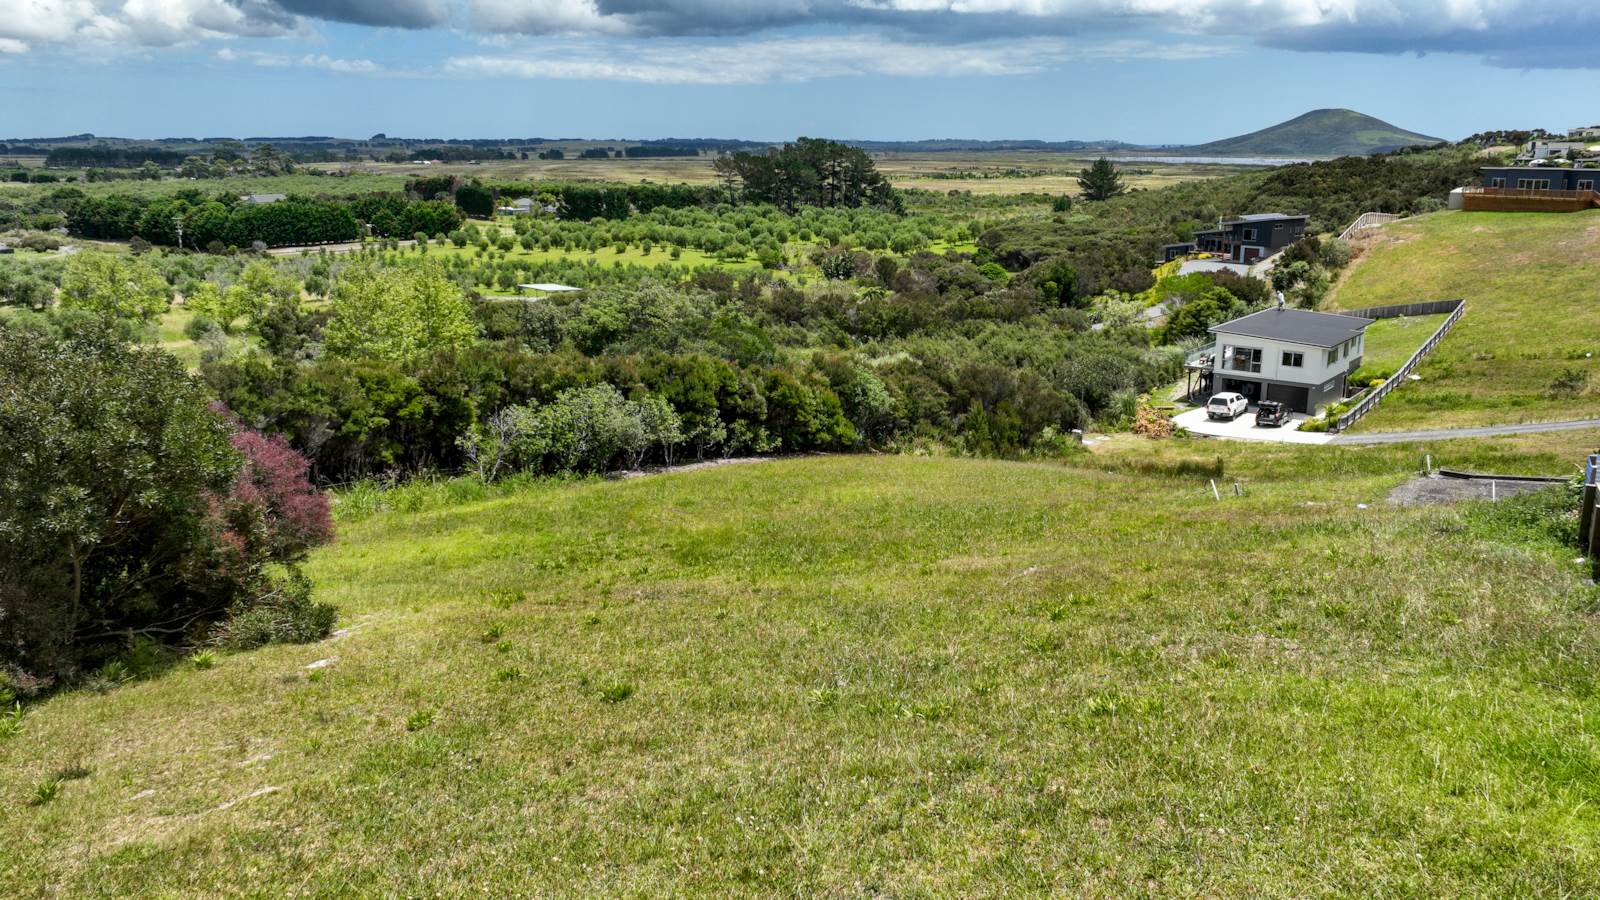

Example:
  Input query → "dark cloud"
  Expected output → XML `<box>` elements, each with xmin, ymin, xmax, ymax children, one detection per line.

<box><xmin>269</xmin><ymin>0</ymin><xmax>451</xmax><ymax>29</ymax></box>
<box><xmin>458</xmin><ymin>0</ymin><xmax>1600</xmax><ymax>70</ymax></box>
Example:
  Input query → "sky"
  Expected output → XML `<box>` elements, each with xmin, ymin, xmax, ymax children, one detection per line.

<box><xmin>3</xmin><ymin>1</ymin><xmax>1600</xmax><ymax>143</ymax></box>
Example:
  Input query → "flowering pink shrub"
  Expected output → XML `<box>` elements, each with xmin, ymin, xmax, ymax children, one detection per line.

<box><xmin>224</xmin><ymin>426</ymin><xmax>334</xmax><ymax>561</ymax></box>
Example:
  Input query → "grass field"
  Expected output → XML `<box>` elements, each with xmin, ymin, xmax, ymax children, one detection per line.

<box><xmin>1327</xmin><ymin>210</ymin><xmax>1600</xmax><ymax>431</ymax></box>
<box><xmin>5</xmin><ymin>437</ymin><xmax>1599</xmax><ymax>896</ymax></box>
<box><xmin>304</xmin><ymin>154</ymin><xmax>1259</xmax><ymax>197</ymax></box>
<box><xmin>1352</xmin><ymin>312</ymin><xmax>1450</xmax><ymax>380</ymax></box>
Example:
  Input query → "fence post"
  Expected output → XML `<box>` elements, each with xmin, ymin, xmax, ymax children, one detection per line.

<box><xmin>1581</xmin><ymin>455</ymin><xmax>1599</xmax><ymax>555</ymax></box>
<box><xmin>1589</xmin><ymin>499</ymin><xmax>1600</xmax><ymax>580</ymax></box>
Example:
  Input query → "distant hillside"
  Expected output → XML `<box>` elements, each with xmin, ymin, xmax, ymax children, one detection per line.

<box><xmin>845</xmin><ymin>138</ymin><xmax>1143</xmax><ymax>153</ymax></box>
<box><xmin>1180</xmin><ymin>109</ymin><xmax>1445</xmax><ymax>158</ymax></box>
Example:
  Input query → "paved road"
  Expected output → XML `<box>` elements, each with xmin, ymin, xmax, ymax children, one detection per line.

<box><xmin>1332</xmin><ymin>419</ymin><xmax>1600</xmax><ymax>445</ymax></box>
<box><xmin>266</xmin><ymin>239</ymin><xmax>419</xmax><ymax>256</ymax></box>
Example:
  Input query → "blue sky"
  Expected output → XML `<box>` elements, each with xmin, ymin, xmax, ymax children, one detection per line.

<box><xmin>4</xmin><ymin>2</ymin><xmax>1600</xmax><ymax>143</ymax></box>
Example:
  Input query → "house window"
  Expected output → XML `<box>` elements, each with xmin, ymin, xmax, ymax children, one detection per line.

<box><xmin>1273</xmin><ymin>223</ymin><xmax>1284</xmax><ymax>231</ymax></box>
<box><xmin>1580</xmin><ymin>180</ymin><xmax>1596</xmax><ymax>192</ymax></box>
<box><xmin>1326</xmin><ymin>349</ymin><xmax>1339</xmax><ymax>366</ymax></box>
<box><xmin>1341</xmin><ymin>341</ymin><xmax>1351</xmax><ymax>360</ymax></box>
<box><xmin>1516</xmin><ymin>178</ymin><xmax>1552</xmax><ymax>190</ymax></box>
<box><xmin>1491</xmin><ymin>178</ymin><xmax>1506</xmax><ymax>188</ymax></box>
<box><xmin>1243</xmin><ymin>228</ymin><xmax>1257</xmax><ymax>241</ymax></box>
<box><xmin>1227</xmin><ymin>346</ymin><xmax>1262</xmax><ymax>373</ymax></box>
<box><xmin>1282</xmin><ymin>351</ymin><xmax>1304</xmax><ymax>368</ymax></box>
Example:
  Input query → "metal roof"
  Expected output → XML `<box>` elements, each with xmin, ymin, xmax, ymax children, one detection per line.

<box><xmin>1210</xmin><ymin>308</ymin><xmax>1373</xmax><ymax>348</ymax></box>
<box><xmin>517</xmin><ymin>283</ymin><xmax>583</xmax><ymax>293</ymax></box>
<box><xmin>1220</xmin><ymin>212</ymin><xmax>1307</xmax><ymax>225</ymax></box>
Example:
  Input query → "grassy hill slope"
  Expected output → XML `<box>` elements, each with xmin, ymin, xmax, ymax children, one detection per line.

<box><xmin>4</xmin><ymin>446</ymin><xmax>1599</xmax><ymax>896</ymax></box>
<box><xmin>1183</xmin><ymin>109</ymin><xmax>1445</xmax><ymax>157</ymax></box>
<box><xmin>1327</xmin><ymin>209</ymin><xmax>1600</xmax><ymax>431</ymax></box>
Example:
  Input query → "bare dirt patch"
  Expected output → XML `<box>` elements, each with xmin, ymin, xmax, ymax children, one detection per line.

<box><xmin>1386</xmin><ymin>474</ymin><xmax>1561</xmax><ymax>506</ymax></box>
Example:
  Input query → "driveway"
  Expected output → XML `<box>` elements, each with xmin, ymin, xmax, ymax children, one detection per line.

<box><xmin>1173</xmin><ymin>406</ymin><xmax>1336</xmax><ymax>445</ymax></box>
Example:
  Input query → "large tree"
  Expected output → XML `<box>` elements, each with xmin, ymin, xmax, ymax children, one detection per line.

<box><xmin>1076</xmin><ymin>157</ymin><xmax>1128</xmax><ymax>202</ymax></box>
<box><xmin>58</xmin><ymin>251</ymin><xmax>170</xmax><ymax>321</ymax></box>
<box><xmin>324</xmin><ymin>259</ymin><xmax>477</xmax><ymax>364</ymax></box>
<box><xmin>712</xmin><ymin>138</ymin><xmax>899</xmax><ymax>212</ymax></box>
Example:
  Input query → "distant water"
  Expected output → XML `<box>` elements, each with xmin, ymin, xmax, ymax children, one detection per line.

<box><xmin>1116</xmin><ymin>156</ymin><xmax>1312</xmax><ymax>166</ymax></box>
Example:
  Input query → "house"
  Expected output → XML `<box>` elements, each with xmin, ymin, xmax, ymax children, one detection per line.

<box><xmin>1162</xmin><ymin>242</ymin><xmax>1196</xmax><ymax>262</ymax></box>
<box><xmin>1518</xmin><ymin>139</ymin><xmax>1589</xmax><ymax>161</ymax></box>
<box><xmin>1189</xmin><ymin>213</ymin><xmax>1308</xmax><ymax>264</ymax></box>
<box><xmin>0</xmin><ymin>243</ymin><xmax>12</xmax><ymax>255</ymax></box>
<box><xmin>498</xmin><ymin>197</ymin><xmax>536</xmax><ymax>215</ymax></box>
<box><xmin>1571</xmin><ymin>125</ymin><xmax>1600</xmax><ymax>140</ymax></box>
<box><xmin>1200</xmin><ymin>308</ymin><xmax>1372</xmax><ymax>413</ymax></box>
<box><xmin>1480</xmin><ymin>166</ymin><xmax>1600</xmax><ymax>193</ymax></box>
<box><xmin>239</xmin><ymin>193</ymin><xmax>286</xmax><ymax>205</ymax></box>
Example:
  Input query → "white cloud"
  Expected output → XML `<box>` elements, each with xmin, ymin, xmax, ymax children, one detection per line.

<box><xmin>0</xmin><ymin>0</ymin><xmax>299</xmax><ymax>52</ymax></box>
<box><xmin>216</xmin><ymin>46</ymin><xmax>389</xmax><ymax>74</ymax></box>
<box><xmin>4</xmin><ymin>0</ymin><xmax>1598</xmax><ymax>69</ymax></box>
<box><xmin>445</xmin><ymin>33</ymin><xmax>1227</xmax><ymax>84</ymax></box>
<box><xmin>0</xmin><ymin>38</ymin><xmax>29</xmax><ymax>53</ymax></box>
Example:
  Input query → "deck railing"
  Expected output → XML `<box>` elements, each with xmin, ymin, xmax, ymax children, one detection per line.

<box><xmin>1460</xmin><ymin>186</ymin><xmax>1600</xmax><ymax>213</ymax></box>
<box><xmin>1337</xmin><ymin>212</ymin><xmax>1400</xmax><ymax>242</ymax></box>
<box><xmin>1327</xmin><ymin>299</ymin><xmax>1465</xmax><ymax>434</ymax></box>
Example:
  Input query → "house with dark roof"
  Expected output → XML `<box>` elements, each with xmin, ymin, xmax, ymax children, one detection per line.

<box><xmin>1479</xmin><ymin>166</ymin><xmax>1600</xmax><ymax>193</ymax></box>
<box><xmin>1190</xmin><ymin>214</ymin><xmax>1308</xmax><ymax>264</ymax></box>
<box><xmin>1200</xmin><ymin>308</ymin><xmax>1373</xmax><ymax>413</ymax></box>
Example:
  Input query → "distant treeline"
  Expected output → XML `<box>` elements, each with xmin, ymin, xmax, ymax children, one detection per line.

<box><xmin>622</xmin><ymin>146</ymin><xmax>702</xmax><ymax>158</ymax></box>
<box><xmin>62</xmin><ymin>191</ymin><xmax>462</xmax><ymax>249</ymax></box>
<box><xmin>45</xmin><ymin>147</ymin><xmax>190</xmax><ymax>168</ymax></box>
<box><xmin>405</xmin><ymin>175</ymin><xmax>715</xmax><ymax>220</ymax></box>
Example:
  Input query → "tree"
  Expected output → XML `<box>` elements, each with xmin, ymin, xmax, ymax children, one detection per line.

<box><xmin>1076</xmin><ymin>157</ymin><xmax>1126</xmax><ymax>201</ymax></box>
<box><xmin>1158</xmin><ymin>287</ymin><xmax>1244</xmax><ymax>344</ymax></box>
<box><xmin>325</xmin><ymin>260</ymin><xmax>477</xmax><ymax>364</ymax></box>
<box><xmin>58</xmin><ymin>251</ymin><xmax>170</xmax><ymax>321</ymax></box>
<box><xmin>713</xmin><ymin>138</ymin><xmax>898</xmax><ymax>211</ymax></box>
<box><xmin>0</xmin><ymin>321</ymin><xmax>332</xmax><ymax>678</ymax></box>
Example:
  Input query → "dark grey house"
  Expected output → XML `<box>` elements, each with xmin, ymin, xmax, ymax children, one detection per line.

<box><xmin>1190</xmin><ymin>213</ymin><xmax>1309</xmax><ymax>264</ymax></box>
<box><xmin>1205</xmin><ymin>308</ymin><xmax>1373</xmax><ymax>413</ymax></box>
<box><xmin>1480</xmin><ymin>166</ymin><xmax>1600</xmax><ymax>193</ymax></box>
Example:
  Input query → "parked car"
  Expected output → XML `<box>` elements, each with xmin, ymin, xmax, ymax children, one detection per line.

<box><xmin>1206</xmin><ymin>392</ymin><xmax>1249</xmax><ymax>421</ymax></box>
<box><xmin>1255</xmin><ymin>399</ymin><xmax>1291</xmax><ymax>427</ymax></box>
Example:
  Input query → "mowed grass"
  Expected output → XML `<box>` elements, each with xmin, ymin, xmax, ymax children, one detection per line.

<box><xmin>1327</xmin><ymin>209</ymin><xmax>1600</xmax><ymax>430</ymax></box>
<box><xmin>1355</xmin><ymin>312</ymin><xmax>1450</xmax><ymax>377</ymax></box>
<box><xmin>4</xmin><ymin>442</ymin><xmax>1600</xmax><ymax>895</ymax></box>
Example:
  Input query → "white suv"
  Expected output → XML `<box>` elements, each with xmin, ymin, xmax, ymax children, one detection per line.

<box><xmin>1206</xmin><ymin>392</ymin><xmax>1249</xmax><ymax>421</ymax></box>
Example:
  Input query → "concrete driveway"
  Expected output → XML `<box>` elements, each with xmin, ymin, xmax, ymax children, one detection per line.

<box><xmin>1173</xmin><ymin>406</ymin><xmax>1335</xmax><ymax>445</ymax></box>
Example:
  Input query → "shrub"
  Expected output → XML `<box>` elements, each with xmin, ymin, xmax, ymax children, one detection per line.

<box><xmin>0</xmin><ymin>322</ymin><xmax>336</xmax><ymax>679</ymax></box>
<box><xmin>209</xmin><ymin>570</ymin><xmax>337</xmax><ymax>650</ymax></box>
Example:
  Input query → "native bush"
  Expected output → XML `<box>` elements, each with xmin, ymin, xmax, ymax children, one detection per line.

<box><xmin>0</xmin><ymin>321</ymin><xmax>335</xmax><ymax>681</ymax></box>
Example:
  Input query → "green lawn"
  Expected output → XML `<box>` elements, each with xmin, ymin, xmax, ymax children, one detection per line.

<box><xmin>1352</xmin><ymin>312</ymin><xmax>1450</xmax><ymax>381</ymax></box>
<box><xmin>1327</xmin><ymin>209</ymin><xmax>1600</xmax><ymax>430</ymax></box>
<box><xmin>4</xmin><ymin>442</ymin><xmax>1600</xmax><ymax>896</ymax></box>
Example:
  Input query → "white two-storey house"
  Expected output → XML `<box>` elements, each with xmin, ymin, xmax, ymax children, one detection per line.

<box><xmin>1205</xmin><ymin>308</ymin><xmax>1373</xmax><ymax>413</ymax></box>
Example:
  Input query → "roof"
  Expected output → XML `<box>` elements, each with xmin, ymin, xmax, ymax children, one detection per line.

<box><xmin>1219</xmin><ymin>212</ymin><xmax>1307</xmax><ymax>226</ymax></box>
<box><xmin>240</xmin><ymin>193</ymin><xmax>286</xmax><ymax>203</ymax></box>
<box><xmin>1210</xmin><ymin>308</ymin><xmax>1373</xmax><ymax>348</ymax></box>
<box><xmin>517</xmin><ymin>283</ymin><xmax>583</xmax><ymax>293</ymax></box>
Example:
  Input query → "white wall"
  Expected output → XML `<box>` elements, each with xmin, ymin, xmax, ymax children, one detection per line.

<box><xmin>1212</xmin><ymin>333</ymin><xmax>1362</xmax><ymax>385</ymax></box>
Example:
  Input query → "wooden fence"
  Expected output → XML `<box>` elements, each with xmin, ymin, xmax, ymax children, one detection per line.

<box><xmin>1581</xmin><ymin>455</ymin><xmax>1599</xmax><ymax>580</ymax></box>
<box><xmin>1338</xmin><ymin>212</ymin><xmax>1400</xmax><ymax>242</ymax></box>
<box><xmin>1327</xmin><ymin>299</ymin><xmax>1466</xmax><ymax>434</ymax></box>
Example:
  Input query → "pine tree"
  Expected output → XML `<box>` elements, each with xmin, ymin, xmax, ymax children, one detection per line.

<box><xmin>1076</xmin><ymin>157</ymin><xmax>1127</xmax><ymax>201</ymax></box>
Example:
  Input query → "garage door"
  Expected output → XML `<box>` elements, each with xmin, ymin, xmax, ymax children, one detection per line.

<box><xmin>1265</xmin><ymin>383</ymin><xmax>1310</xmax><ymax>413</ymax></box>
